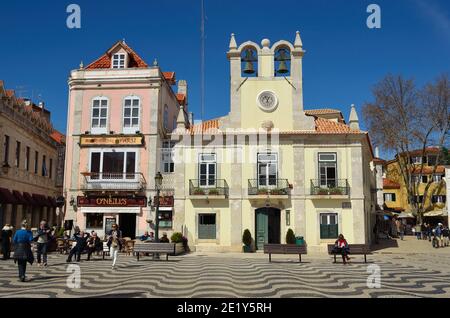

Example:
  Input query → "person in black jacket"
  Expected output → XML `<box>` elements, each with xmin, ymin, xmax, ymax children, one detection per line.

<box><xmin>86</xmin><ymin>231</ymin><xmax>102</xmax><ymax>261</ymax></box>
<box><xmin>1</xmin><ymin>224</ymin><xmax>13</xmax><ymax>260</ymax></box>
<box><xmin>66</xmin><ymin>231</ymin><xmax>90</xmax><ymax>262</ymax></box>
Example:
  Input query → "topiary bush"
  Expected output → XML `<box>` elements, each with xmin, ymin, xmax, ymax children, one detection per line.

<box><xmin>286</xmin><ymin>228</ymin><xmax>296</xmax><ymax>244</ymax></box>
<box><xmin>171</xmin><ymin>232</ymin><xmax>183</xmax><ymax>243</ymax></box>
<box><xmin>242</xmin><ymin>229</ymin><xmax>252</xmax><ymax>246</ymax></box>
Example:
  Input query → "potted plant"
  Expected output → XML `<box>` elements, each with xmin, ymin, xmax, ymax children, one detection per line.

<box><xmin>208</xmin><ymin>188</ymin><xmax>220</xmax><ymax>195</ymax></box>
<box><xmin>286</xmin><ymin>228</ymin><xmax>296</xmax><ymax>244</ymax></box>
<box><xmin>170</xmin><ymin>232</ymin><xmax>185</xmax><ymax>254</ymax></box>
<box><xmin>193</xmin><ymin>188</ymin><xmax>205</xmax><ymax>195</ymax></box>
<box><xmin>242</xmin><ymin>229</ymin><xmax>253</xmax><ymax>252</ymax></box>
<box><xmin>270</xmin><ymin>188</ymin><xmax>283</xmax><ymax>195</ymax></box>
<box><xmin>257</xmin><ymin>188</ymin><xmax>269</xmax><ymax>195</ymax></box>
<box><xmin>317</xmin><ymin>188</ymin><xmax>329</xmax><ymax>195</ymax></box>
<box><xmin>330</xmin><ymin>188</ymin><xmax>343</xmax><ymax>195</ymax></box>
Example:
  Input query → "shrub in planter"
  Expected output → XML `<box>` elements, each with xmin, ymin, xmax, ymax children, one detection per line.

<box><xmin>242</xmin><ymin>229</ymin><xmax>253</xmax><ymax>252</ymax></box>
<box><xmin>208</xmin><ymin>188</ymin><xmax>220</xmax><ymax>195</ymax></box>
<box><xmin>257</xmin><ymin>188</ymin><xmax>269</xmax><ymax>195</ymax></box>
<box><xmin>329</xmin><ymin>188</ymin><xmax>343</xmax><ymax>195</ymax></box>
<box><xmin>317</xmin><ymin>188</ymin><xmax>329</xmax><ymax>195</ymax></box>
<box><xmin>286</xmin><ymin>228</ymin><xmax>296</xmax><ymax>244</ymax></box>
<box><xmin>193</xmin><ymin>188</ymin><xmax>205</xmax><ymax>195</ymax></box>
<box><xmin>171</xmin><ymin>232</ymin><xmax>183</xmax><ymax>243</ymax></box>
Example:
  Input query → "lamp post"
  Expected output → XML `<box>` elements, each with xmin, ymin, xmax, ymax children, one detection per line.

<box><xmin>154</xmin><ymin>171</ymin><xmax>163</xmax><ymax>243</ymax></box>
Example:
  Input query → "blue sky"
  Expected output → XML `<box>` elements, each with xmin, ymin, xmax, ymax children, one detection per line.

<box><xmin>1</xmin><ymin>0</ymin><xmax>449</xmax><ymax>145</ymax></box>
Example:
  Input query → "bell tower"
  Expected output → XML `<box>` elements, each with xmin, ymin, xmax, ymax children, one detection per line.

<box><xmin>226</xmin><ymin>31</ymin><xmax>314</xmax><ymax>130</ymax></box>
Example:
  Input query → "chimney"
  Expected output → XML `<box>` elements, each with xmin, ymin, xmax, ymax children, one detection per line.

<box><xmin>178</xmin><ymin>80</ymin><xmax>188</xmax><ymax>106</ymax></box>
<box><xmin>188</xmin><ymin>112</ymin><xmax>194</xmax><ymax>126</ymax></box>
<box><xmin>38</xmin><ymin>101</ymin><xmax>45</xmax><ymax>109</ymax></box>
<box><xmin>375</xmin><ymin>147</ymin><xmax>380</xmax><ymax>158</ymax></box>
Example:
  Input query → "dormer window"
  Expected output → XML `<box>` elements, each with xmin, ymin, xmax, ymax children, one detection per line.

<box><xmin>112</xmin><ymin>53</ymin><xmax>126</xmax><ymax>69</ymax></box>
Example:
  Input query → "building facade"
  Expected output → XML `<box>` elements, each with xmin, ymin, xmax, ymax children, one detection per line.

<box><xmin>171</xmin><ymin>33</ymin><xmax>377</xmax><ymax>252</ymax></box>
<box><xmin>381</xmin><ymin>147</ymin><xmax>447</xmax><ymax>222</ymax></box>
<box><xmin>64</xmin><ymin>40</ymin><xmax>189</xmax><ymax>239</ymax></box>
<box><xmin>0</xmin><ymin>81</ymin><xmax>65</xmax><ymax>230</ymax></box>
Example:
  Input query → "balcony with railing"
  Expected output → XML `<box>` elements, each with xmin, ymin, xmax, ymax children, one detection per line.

<box><xmin>189</xmin><ymin>179</ymin><xmax>229</xmax><ymax>199</ymax></box>
<box><xmin>81</xmin><ymin>172</ymin><xmax>147</xmax><ymax>192</ymax></box>
<box><xmin>248</xmin><ymin>179</ymin><xmax>290</xmax><ymax>197</ymax></box>
<box><xmin>310</xmin><ymin>179</ymin><xmax>350</xmax><ymax>197</ymax></box>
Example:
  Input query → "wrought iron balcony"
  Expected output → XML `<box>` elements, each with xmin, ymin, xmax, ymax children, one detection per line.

<box><xmin>189</xmin><ymin>179</ymin><xmax>229</xmax><ymax>197</ymax></box>
<box><xmin>310</xmin><ymin>179</ymin><xmax>350</xmax><ymax>196</ymax></box>
<box><xmin>248</xmin><ymin>179</ymin><xmax>290</xmax><ymax>196</ymax></box>
<box><xmin>81</xmin><ymin>172</ymin><xmax>147</xmax><ymax>192</ymax></box>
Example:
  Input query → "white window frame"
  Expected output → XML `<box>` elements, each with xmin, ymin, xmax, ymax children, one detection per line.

<box><xmin>411</xmin><ymin>156</ymin><xmax>422</xmax><ymax>164</ymax></box>
<box><xmin>198</xmin><ymin>153</ymin><xmax>217</xmax><ymax>187</ymax></box>
<box><xmin>88</xmin><ymin>148</ymin><xmax>139</xmax><ymax>181</ymax></box>
<box><xmin>161</xmin><ymin>140</ymin><xmax>175</xmax><ymax>174</ymax></box>
<box><xmin>257</xmin><ymin>152</ymin><xmax>278</xmax><ymax>187</ymax></box>
<box><xmin>122</xmin><ymin>96</ymin><xmax>140</xmax><ymax>134</ymax></box>
<box><xmin>91</xmin><ymin>97</ymin><xmax>109</xmax><ymax>134</ymax></box>
<box><xmin>112</xmin><ymin>53</ymin><xmax>126</xmax><ymax>69</ymax></box>
<box><xmin>433</xmin><ymin>174</ymin><xmax>443</xmax><ymax>183</ymax></box>
<box><xmin>384</xmin><ymin>193</ymin><xmax>396</xmax><ymax>202</ymax></box>
<box><xmin>318</xmin><ymin>152</ymin><xmax>337</xmax><ymax>188</ymax></box>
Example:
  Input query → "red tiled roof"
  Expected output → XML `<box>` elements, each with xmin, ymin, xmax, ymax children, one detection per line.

<box><xmin>188</xmin><ymin>119</ymin><xmax>220</xmax><ymax>134</ymax></box>
<box><xmin>5</xmin><ymin>90</ymin><xmax>14</xmax><ymax>98</ymax></box>
<box><xmin>176</xmin><ymin>93</ymin><xmax>186</xmax><ymax>105</ymax></box>
<box><xmin>373</xmin><ymin>157</ymin><xmax>386</xmax><ymax>164</ymax></box>
<box><xmin>399</xmin><ymin>147</ymin><xmax>441</xmax><ymax>157</ymax></box>
<box><xmin>85</xmin><ymin>41</ymin><xmax>148</xmax><ymax>70</ymax></box>
<box><xmin>305</xmin><ymin>109</ymin><xmax>342</xmax><ymax>115</ymax></box>
<box><xmin>411</xmin><ymin>166</ymin><xmax>445</xmax><ymax>175</ymax></box>
<box><xmin>163</xmin><ymin>72</ymin><xmax>175</xmax><ymax>81</ymax></box>
<box><xmin>383</xmin><ymin>178</ymin><xmax>401</xmax><ymax>189</ymax></box>
<box><xmin>314</xmin><ymin>117</ymin><xmax>360</xmax><ymax>134</ymax></box>
<box><xmin>50</xmin><ymin>130</ymin><xmax>65</xmax><ymax>144</ymax></box>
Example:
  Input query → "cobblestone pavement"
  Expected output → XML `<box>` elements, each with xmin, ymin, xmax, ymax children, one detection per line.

<box><xmin>1</xmin><ymin>239</ymin><xmax>450</xmax><ymax>298</ymax></box>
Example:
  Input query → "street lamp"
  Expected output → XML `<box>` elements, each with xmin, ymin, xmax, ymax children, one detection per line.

<box><xmin>154</xmin><ymin>171</ymin><xmax>163</xmax><ymax>243</ymax></box>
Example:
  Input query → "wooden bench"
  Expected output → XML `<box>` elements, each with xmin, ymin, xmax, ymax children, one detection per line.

<box><xmin>133</xmin><ymin>242</ymin><xmax>176</xmax><ymax>261</ymax></box>
<box><xmin>327</xmin><ymin>244</ymin><xmax>371</xmax><ymax>263</ymax></box>
<box><xmin>263</xmin><ymin>244</ymin><xmax>307</xmax><ymax>263</ymax></box>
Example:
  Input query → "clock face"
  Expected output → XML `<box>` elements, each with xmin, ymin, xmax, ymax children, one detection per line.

<box><xmin>257</xmin><ymin>91</ymin><xmax>278</xmax><ymax>112</ymax></box>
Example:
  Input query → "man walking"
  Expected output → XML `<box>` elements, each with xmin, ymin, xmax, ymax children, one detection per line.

<box><xmin>35</xmin><ymin>220</ymin><xmax>51</xmax><ymax>267</ymax></box>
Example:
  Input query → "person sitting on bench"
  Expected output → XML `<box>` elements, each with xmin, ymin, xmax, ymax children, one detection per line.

<box><xmin>159</xmin><ymin>232</ymin><xmax>170</xmax><ymax>243</ymax></box>
<box><xmin>333</xmin><ymin>234</ymin><xmax>351</xmax><ymax>264</ymax></box>
<box><xmin>66</xmin><ymin>231</ymin><xmax>90</xmax><ymax>263</ymax></box>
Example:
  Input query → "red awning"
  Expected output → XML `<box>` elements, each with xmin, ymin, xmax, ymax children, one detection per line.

<box><xmin>23</xmin><ymin>192</ymin><xmax>37</xmax><ymax>205</ymax></box>
<box><xmin>0</xmin><ymin>188</ymin><xmax>18</xmax><ymax>204</ymax></box>
<box><xmin>47</xmin><ymin>196</ymin><xmax>57</xmax><ymax>207</ymax></box>
<box><xmin>12</xmin><ymin>190</ymin><xmax>28</xmax><ymax>205</ymax></box>
<box><xmin>32</xmin><ymin>194</ymin><xmax>47</xmax><ymax>207</ymax></box>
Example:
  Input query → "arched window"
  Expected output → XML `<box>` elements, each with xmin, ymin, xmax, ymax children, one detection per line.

<box><xmin>241</xmin><ymin>47</ymin><xmax>258</xmax><ymax>77</ymax></box>
<box><xmin>123</xmin><ymin>96</ymin><xmax>140</xmax><ymax>133</ymax></box>
<box><xmin>163</xmin><ymin>105</ymin><xmax>169</xmax><ymax>130</ymax></box>
<box><xmin>274</xmin><ymin>47</ymin><xmax>291</xmax><ymax>76</ymax></box>
<box><xmin>91</xmin><ymin>97</ymin><xmax>108</xmax><ymax>134</ymax></box>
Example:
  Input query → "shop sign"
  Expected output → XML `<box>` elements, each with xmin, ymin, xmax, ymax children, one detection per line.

<box><xmin>80</xmin><ymin>135</ymin><xmax>144</xmax><ymax>147</ymax></box>
<box><xmin>77</xmin><ymin>196</ymin><xmax>147</xmax><ymax>207</ymax></box>
<box><xmin>154</xmin><ymin>196</ymin><xmax>174</xmax><ymax>207</ymax></box>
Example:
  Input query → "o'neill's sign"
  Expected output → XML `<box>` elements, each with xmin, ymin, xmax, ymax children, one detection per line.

<box><xmin>77</xmin><ymin>196</ymin><xmax>147</xmax><ymax>207</ymax></box>
<box><xmin>80</xmin><ymin>135</ymin><xmax>144</xmax><ymax>147</ymax></box>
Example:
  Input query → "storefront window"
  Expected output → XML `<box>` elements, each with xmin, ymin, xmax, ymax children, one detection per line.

<box><xmin>86</xmin><ymin>213</ymin><xmax>103</xmax><ymax>228</ymax></box>
<box><xmin>159</xmin><ymin>211</ymin><xmax>173</xmax><ymax>228</ymax></box>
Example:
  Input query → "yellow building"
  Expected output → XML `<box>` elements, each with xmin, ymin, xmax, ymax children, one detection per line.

<box><xmin>171</xmin><ymin>33</ymin><xmax>377</xmax><ymax>252</ymax></box>
<box><xmin>382</xmin><ymin>147</ymin><xmax>447</xmax><ymax>221</ymax></box>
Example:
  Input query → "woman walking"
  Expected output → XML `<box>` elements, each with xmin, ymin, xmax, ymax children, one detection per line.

<box><xmin>107</xmin><ymin>224</ymin><xmax>122</xmax><ymax>270</ymax></box>
<box><xmin>13</xmin><ymin>220</ymin><xmax>34</xmax><ymax>282</ymax></box>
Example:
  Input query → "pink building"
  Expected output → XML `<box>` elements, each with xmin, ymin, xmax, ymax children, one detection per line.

<box><xmin>64</xmin><ymin>40</ymin><xmax>189</xmax><ymax>238</ymax></box>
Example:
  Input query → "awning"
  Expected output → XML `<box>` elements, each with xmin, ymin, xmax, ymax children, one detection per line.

<box><xmin>23</xmin><ymin>192</ymin><xmax>37</xmax><ymax>205</ymax></box>
<box><xmin>397</xmin><ymin>212</ymin><xmax>415</xmax><ymax>219</ymax></box>
<box><xmin>12</xmin><ymin>190</ymin><xmax>28</xmax><ymax>205</ymax></box>
<box><xmin>424</xmin><ymin>210</ymin><xmax>448</xmax><ymax>217</ymax></box>
<box><xmin>0</xmin><ymin>188</ymin><xmax>17</xmax><ymax>204</ymax></box>
<box><xmin>32</xmin><ymin>194</ymin><xmax>48</xmax><ymax>207</ymax></box>
<box><xmin>47</xmin><ymin>196</ymin><xmax>57</xmax><ymax>207</ymax></box>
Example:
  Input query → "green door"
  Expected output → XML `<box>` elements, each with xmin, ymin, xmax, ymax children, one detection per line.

<box><xmin>256</xmin><ymin>210</ymin><xmax>268</xmax><ymax>250</ymax></box>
